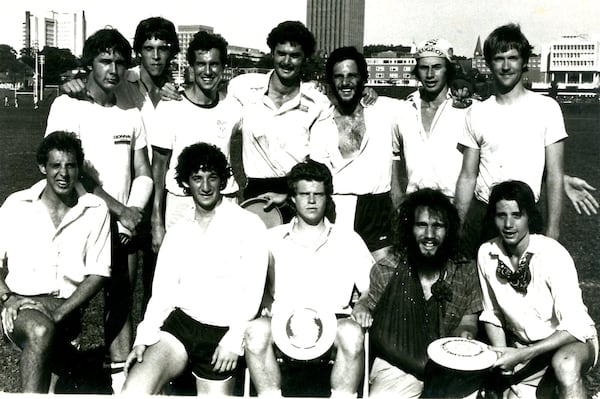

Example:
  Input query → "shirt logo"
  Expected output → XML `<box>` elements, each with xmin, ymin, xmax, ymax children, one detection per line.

<box><xmin>113</xmin><ymin>134</ymin><xmax>132</xmax><ymax>145</ymax></box>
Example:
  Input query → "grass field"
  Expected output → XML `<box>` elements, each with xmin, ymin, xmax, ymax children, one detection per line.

<box><xmin>0</xmin><ymin>95</ymin><xmax>599</xmax><ymax>396</ymax></box>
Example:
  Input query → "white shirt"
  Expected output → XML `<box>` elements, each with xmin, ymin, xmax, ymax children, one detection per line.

<box><xmin>228</xmin><ymin>71</ymin><xmax>336</xmax><ymax>178</ymax></box>
<box><xmin>268</xmin><ymin>218</ymin><xmax>374</xmax><ymax>315</ymax></box>
<box><xmin>134</xmin><ymin>200</ymin><xmax>269</xmax><ymax>355</ymax></box>
<box><xmin>0</xmin><ymin>181</ymin><xmax>111</xmax><ymax>298</ymax></box>
<box><xmin>394</xmin><ymin>90</ymin><xmax>470</xmax><ymax>200</ymax></box>
<box><xmin>460</xmin><ymin>91</ymin><xmax>567</xmax><ymax>203</ymax></box>
<box><xmin>477</xmin><ymin>234</ymin><xmax>596</xmax><ymax>344</ymax></box>
<box><xmin>45</xmin><ymin>95</ymin><xmax>147</xmax><ymax>205</ymax></box>
<box><xmin>151</xmin><ymin>93</ymin><xmax>241</xmax><ymax>195</ymax></box>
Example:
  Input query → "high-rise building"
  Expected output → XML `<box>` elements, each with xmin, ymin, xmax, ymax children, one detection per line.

<box><xmin>306</xmin><ymin>0</ymin><xmax>365</xmax><ymax>55</ymax></box>
<box><xmin>23</xmin><ymin>10</ymin><xmax>86</xmax><ymax>56</ymax></box>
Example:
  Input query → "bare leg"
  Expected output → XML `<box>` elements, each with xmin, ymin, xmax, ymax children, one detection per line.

<box><xmin>552</xmin><ymin>340</ymin><xmax>595</xmax><ymax>399</ymax></box>
<box><xmin>244</xmin><ymin>317</ymin><xmax>281</xmax><ymax>395</ymax></box>
<box><xmin>121</xmin><ymin>331</ymin><xmax>188</xmax><ymax>394</ymax></box>
<box><xmin>195</xmin><ymin>375</ymin><xmax>235</xmax><ymax>396</ymax></box>
<box><xmin>331</xmin><ymin>318</ymin><xmax>364</xmax><ymax>395</ymax></box>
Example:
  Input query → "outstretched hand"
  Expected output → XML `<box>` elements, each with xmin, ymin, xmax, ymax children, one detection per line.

<box><xmin>564</xmin><ymin>175</ymin><xmax>598</xmax><ymax>216</ymax></box>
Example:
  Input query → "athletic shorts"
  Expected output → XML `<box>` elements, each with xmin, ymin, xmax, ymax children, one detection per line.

<box><xmin>161</xmin><ymin>308</ymin><xmax>233</xmax><ymax>381</ymax></box>
<box><xmin>354</xmin><ymin>192</ymin><xmax>393</xmax><ymax>252</ymax></box>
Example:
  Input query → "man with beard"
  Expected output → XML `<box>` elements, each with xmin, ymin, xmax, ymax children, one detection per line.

<box><xmin>322</xmin><ymin>47</ymin><xmax>403</xmax><ymax>261</ymax></box>
<box><xmin>353</xmin><ymin>188</ymin><xmax>482</xmax><ymax>398</ymax></box>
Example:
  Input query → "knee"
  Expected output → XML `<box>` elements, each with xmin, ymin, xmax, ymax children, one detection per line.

<box><xmin>245</xmin><ymin>318</ymin><xmax>273</xmax><ymax>355</ymax></box>
<box><xmin>23</xmin><ymin>318</ymin><xmax>56</xmax><ymax>349</ymax></box>
<box><xmin>551</xmin><ymin>347</ymin><xmax>585</xmax><ymax>386</ymax></box>
<box><xmin>335</xmin><ymin>319</ymin><xmax>364</xmax><ymax>357</ymax></box>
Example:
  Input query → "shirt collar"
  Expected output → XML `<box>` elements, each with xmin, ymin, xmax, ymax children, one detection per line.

<box><xmin>126</xmin><ymin>66</ymin><xmax>141</xmax><ymax>84</ymax></box>
<box><xmin>488</xmin><ymin>235</ymin><xmax>542</xmax><ymax>259</ymax></box>
<box><xmin>19</xmin><ymin>180</ymin><xmax>104</xmax><ymax>209</ymax></box>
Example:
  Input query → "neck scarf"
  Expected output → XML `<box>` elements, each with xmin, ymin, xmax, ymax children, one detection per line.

<box><xmin>493</xmin><ymin>252</ymin><xmax>533</xmax><ymax>294</ymax></box>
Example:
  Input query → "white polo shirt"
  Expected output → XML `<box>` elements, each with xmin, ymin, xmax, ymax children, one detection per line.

<box><xmin>228</xmin><ymin>71</ymin><xmax>336</xmax><ymax>178</ymax></box>
<box><xmin>0</xmin><ymin>181</ymin><xmax>111</xmax><ymax>298</ymax></box>
<box><xmin>45</xmin><ymin>95</ymin><xmax>147</xmax><ymax>205</ymax></box>
<box><xmin>459</xmin><ymin>91</ymin><xmax>567</xmax><ymax>203</ymax></box>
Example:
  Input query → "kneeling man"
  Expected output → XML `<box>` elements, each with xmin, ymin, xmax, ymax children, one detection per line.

<box><xmin>0</xmin><ymin>132</ymin><xmax>111</xmax><ymax>392</ymax></box>
<box><xmin>478</xmin><ymin>180</ymin><xmax>598</xmax><ymax>399</ymax></box>
<box><xmin>122</xmin><ymin>143</ymin><xmax>268</xmax><ymax>395</ymax></box>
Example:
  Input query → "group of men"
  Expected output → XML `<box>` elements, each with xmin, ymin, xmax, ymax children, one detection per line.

<box><xmin>0</xmin><ymin>15</ymin><xmax>598</xmax><ymax>399</ymax></box>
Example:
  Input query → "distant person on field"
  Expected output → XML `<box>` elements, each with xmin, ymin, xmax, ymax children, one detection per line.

<box><xmin>0</xmin><ymin>132</ymin><xmax>110</xmax><ymax>393</ymax></box>
<box><xmin>477</xmin><ymin>180</ymin><xmax>597</xmax><ymax>399</ymax></box>
<box><xmin>122</xmin><ymin>143</ymin><xmax>268</xmax><ymax>395</ymax></box>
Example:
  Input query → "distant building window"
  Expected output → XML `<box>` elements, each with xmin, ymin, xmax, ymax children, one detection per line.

<box><xmin>376</xmin><ymin>66</ymin><xmax>385</xmax><ymax>71</ymax></box>
<box><xmin>389</xmin><ymin>73</ymin><xmax>399</xmax><ymax>78</ymax></box>
<box><xmin>389</xmin><ymin>66</ymin><xmax>399</xmax><ymax>72</ymax></box>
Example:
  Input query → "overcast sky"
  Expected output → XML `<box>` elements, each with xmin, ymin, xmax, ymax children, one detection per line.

<box><xmin>1</xmin><ymin>0</ymin><xmax>599</xmax><ymax>57</ymax></box>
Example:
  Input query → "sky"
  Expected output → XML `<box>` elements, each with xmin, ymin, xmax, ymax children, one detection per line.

<box><xmin>1</xmin><ymin>0</ymin><xmax>599</xmax><ymax>57</ymax></box>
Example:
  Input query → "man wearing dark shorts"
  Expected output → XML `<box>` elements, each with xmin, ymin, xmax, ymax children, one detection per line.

<box><xmin>121</xmin><ymin>143</ymin><xmax>268</xmax><ymax>395</ymax></box>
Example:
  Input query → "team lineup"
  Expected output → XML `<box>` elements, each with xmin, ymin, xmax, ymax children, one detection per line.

<box><xmin>0</xmin><ymin>16</ymin><xmax>598</xmax><ymax>398</ymax></box>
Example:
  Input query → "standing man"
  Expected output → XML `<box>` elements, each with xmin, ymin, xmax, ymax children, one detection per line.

<box><xmin>323</xmin><ymin>46</ymin><xmax>402</xmax><ymax>260</ymax></box>
<box><xmin>227</xmin><ymin>21</ymin><xmax>337</xmax><ymax>215</ymax></box>
<box><xmin>0</xmin><ymin>132</ymin><xmax>111</xmax><ymax>393</ymax></box>
<box><xmin>353</xmin><ymin>188</ymin><xmax>482</xmax><ymax>398</ymax></box>
<box><xmin>455</xmin><ymin>24</ymin><xmax>566</xmax><ymax>255</ymax></box>
<box><xmin>122</xmin><ymin>143</ymin><xmax>268</xmax><ymax>395</ymax></box>
<box><xmin>245</xmin><ymin>159</ymin><xmax>374</xmax><ymax>397</ymax></box>
<box><xmin>477</xmin><ymin>180</ymin><xmax>597</xmax><ymax>399</ymax></box>
<box><xmin>150</xmin><ymin>31</ymin><xmax>240</xmax><ymax>253</ymax></box>
<box><xmin>45</xmin><ymin>29</ymin><xmax>152</xmax><ymax>393</ymax></box>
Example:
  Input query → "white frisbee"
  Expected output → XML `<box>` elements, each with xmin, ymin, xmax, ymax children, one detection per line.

<box><xmin>240</xmin><ymin>197</ymin><xmax>283</xmax><ymax>229</ymax></box>
<box><xmin>427</xmin><ymin>337</ymin><xmax>497</xmax><ymax>371</ymax></box>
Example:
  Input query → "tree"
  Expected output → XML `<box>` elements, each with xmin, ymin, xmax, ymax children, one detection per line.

<box><xmin>39</xmin><ymin>46</ymin><xmax>78</xmax><ymax>85</ymax></box>
<box><xmin>0</xmin><ymin>44</ymin><xmax>28</xmax><ymax>83</ymax></box>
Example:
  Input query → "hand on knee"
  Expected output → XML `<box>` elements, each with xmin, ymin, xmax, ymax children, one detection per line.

<box><xmin>335</xmin><ymin>319</ymin><xmax>364</xmax><ymax>357</ymax></box>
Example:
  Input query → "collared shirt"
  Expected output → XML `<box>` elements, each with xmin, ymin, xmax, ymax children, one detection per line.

<box><xmin>45</xmin><ymin>95</ymin><xmax>147</xmax><ymax>205</ymax></box>
<box><xmin>151</xmin><ymin>93</ymin><xmax>241</xmax><ymax>196</ymax></box>
<box><xmin>327</xmin><ymin>97</ymin><xmax>401</xmax><ymax>195</ymax></box>
<box><xmin>227</xmin><ymin>71</ymin><xmax>336</xmax><ymax>178</ymax></box>
<box><xmin>364</xmin><ymin>251</ymin><xmax>482</xmax><ymax>336</ymax></box>
<box><xmin>267</xmin><ymin>218</ymin><xmax>374</xmax><ymax>315</ymax></box>
<box><xmin>477</xmin><ymin>234</ymin><xmax>597</xmax><ymax>344</ymax></box>
<box><xmin>134</xmin><ymin>200</ymin><xmax>269</xmax><ymax>355</ymax></box>
<box><xmin>393</xmin><ymin>90</ymin><xmax>471</xmax><ymax>200</ymax></box>
<box><xmin>0</xmin><ymin>181</ymin><xmax>111</xmax><ymax>298</ymax></box>
<box><xmin>459</xmin><ymin>91</ymin><xmax>567</xmax><ymax>203</ymax></box>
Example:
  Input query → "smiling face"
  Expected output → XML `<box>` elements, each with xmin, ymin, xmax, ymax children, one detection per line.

<box><xmin>191</xmin><ymin>48</ymin><xmax>223</xmax><ymax>94</ymax></box>
<box><xmin>39</xmin><ymin>149</ymin><xmax>80</xmax><ymax>198</ymax></box>
<box><xmin>494</xmin><ymin>199</ymin><xmax>530</xmax><ymax>254</ymax></box>
<box><xmin>185</xmin><ymin>169</ymin><xmax>223</xmax><ymax>212</ymax></box>
<box><xmin>139</xmin><ymin>37</ymin><xmax>172</xmax><ymax>78</ymax></box>
<box><xmin>291</xmin><ymin>180</ymin><xmax>327</xmax><ymax>226</ymax></box>
<box><xmin>416</xmin><ymin>56</ymin><xmax>448</xmax><ymax>96</ymax></box>
<box><xmin>90</xmin><ymin>49</ymin><xmax>127</xmax><ymax>93</ymax></box>
<box><xmin>272</xmin><ymin>42</ymin><xmax>305</xmax><ymax>85</ymax></box>
<box><xmin>412</xmin><ymin>206</ymin><xmax>447</xmax><ymax>258</ymax></box>
<box><xmin>489</xmin><ymin>48</ymin><xmax>525</xmax><ymax>93</ymax></box>
<box><xmin>331</xmin><ymin>59</ymin><xmax>363</xmax><ymax>105</ymax></box>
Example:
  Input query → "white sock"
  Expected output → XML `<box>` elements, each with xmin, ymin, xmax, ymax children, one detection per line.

<box><xmin>330</xmin><ymin>389</ymin><xmax>357</xmax><ymax>399</ymax></box>
<box><xmin>110</xmin><ymin>362</ymin><xmax>126</xmax><ymax>394</ymax></box>
<box><xmin>258</xmin><ymin>389</ymin><xmax>283</xmax><ymax>398</ymax></box>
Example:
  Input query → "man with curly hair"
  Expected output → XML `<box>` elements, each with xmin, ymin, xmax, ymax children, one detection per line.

<box><xmin>353</xmin><ymin>188</ymin><xmax>482</xmax><ymax>398</ymax></box>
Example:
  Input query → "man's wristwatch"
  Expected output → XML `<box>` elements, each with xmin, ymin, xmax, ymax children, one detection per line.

<box><xmin>0</xmin><ymin>292</ymin><xmax>14</xmax><ymax>304</ymax></box>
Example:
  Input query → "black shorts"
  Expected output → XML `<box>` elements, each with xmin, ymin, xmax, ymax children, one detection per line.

<box><xmin>354</xmin><ymin>192</ymin><xmax>393</xmax><ymax>252</ymax></box>
<box><xmin>161</xmin><ymin>308</ymin><xmax>233</xmax><ymax>380</ymax></box>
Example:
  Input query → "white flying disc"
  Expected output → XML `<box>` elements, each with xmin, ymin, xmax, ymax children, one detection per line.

<box><xmin>427</xmin><ymin>337</ymin><xmax>497</xmax><ymax>371</ymax></box>
<box><xmin>271</xmin><ymin>307</ymin><xmax>337</xmax><ymax>361</ymax></box>
<box><xmin>240</xmin><ymin>197</ymin><xmax>283</xmax><ymax>229</ymax></box>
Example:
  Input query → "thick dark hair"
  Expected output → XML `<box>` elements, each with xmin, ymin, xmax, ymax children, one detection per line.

<box><xmin>267</xmin><ymin>21</ymin><xmax>315</xmax><ymax>57</ymax></box>
<box><xmin>133</xmin><ymin>17</ymin><xmax>180</xmax><ymax>60</ymax></box>
<box><xmin>411</xmin><ymin>57</ymin><xmax>457</xmax><ymax>82</ymax></box>
<box><xmin>186</xmin><ymin>31</ymin><xmax>229</xmax><ymax>65</ymax></box>
<box><xmin>287</xmin><ymin>158</ymin><xmax>335</xmax><ymax>222</ymax></box>
<box><xmin>37</xmin><ymin>131</ymin><xmax>85</xmax><ymax>168</ymax></box>
<box><xmin>484</xmin><ymin>180</ymin><xmax>543</xmax><ymax>235</ymax></box>
<box><xmin>82</xmin><ymin>28</ymin><xmax>132</xmax><ymax>68</ymax></box>
<box><xmin>484</xmin><ymin>23</ymin><xmax>533</xmax><ymax>72</ymax></box>
<box><xmin>175</xmin><ymin>142</ymin><xmax>231</xmax><ymax>191</ymax></box>
<box><xmin>394</xmin><ymin>188</ymin><xmax>460</xmax><ymax>260</ymax></box>
<box><xmin>325</xmin><ymin>46</ymin><xmax>368</xmax><ymax>86</ymax></box>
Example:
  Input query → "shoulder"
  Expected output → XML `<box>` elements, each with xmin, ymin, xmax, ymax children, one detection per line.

<box><xmin>529</xmin><ymin>234</ymin><xmax>571</xmax><ymax>259</ymax></box>
<box><xmin>525</xmin><ymin>91</ymin><xmax>562</xmax><ymax>110</ymax></box>
<box><xmin>227</xmin><ymin>202</ymin><xmax>267</xmax><ymax>231</ymax></box>
<box><xmin>299</xmin><ymin>81</ymin><xmax>330</xmax><ymax>107</ymax></box>
<box><xmin>228</xmin><ymin>72</ymin><xmax>269</xmax><ymax>94</ymax></box>
<box><xmin>50</xmin><ymin>94</ymin><xmax>81</xmax><ymax>109</ymax></box>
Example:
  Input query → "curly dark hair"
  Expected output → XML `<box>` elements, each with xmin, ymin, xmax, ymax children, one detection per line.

<box><xmin>287</xmin><ymin>158</ymin><xmax>335</xmax><ymax>222</ymax></box>
<box><xmin>82</xmin><ymin>28</ymin><xmax>132</xmax><ymax>68</ymax></box>
<box><xmin>484</xmin><ymin>23</ymin><xmax>533</xmax><ymax>72</ymax></box>
<box><xmin>175</xmin><ymin>142</ymin><xmax>231</xmax><ymax>192</ymax></box>
<box><xmin>484</xmin><ymin>180</ymin><xmax>543</xmax><ymax>236</ymax></box>
<box><xmin>37</xmin><ymin>131</ymin><xmax>84</xmax><ymax>168</ymax></box>
<box><xmin>394</xmin><ymin>188</ymin><xmax>460</xmax><ymax>260</ymax></box>
<box><xmin>325</xmin><ymin>46</ymin><xmax>368</xmax><ymax>86</ymax></box>
<box><xmin>186</xmin><ymin>31</ymin><xmax>229</xmax><ymax>65</ymax></box>
<box><xmin>133</xmin><ymin>17</ymin><xmax>180</xmax><ymax>60</ymax></box>
<box><xmin>267</xmin><ymin>21</ymin><xmax>315</xmax><ymax>57</ymax></box>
